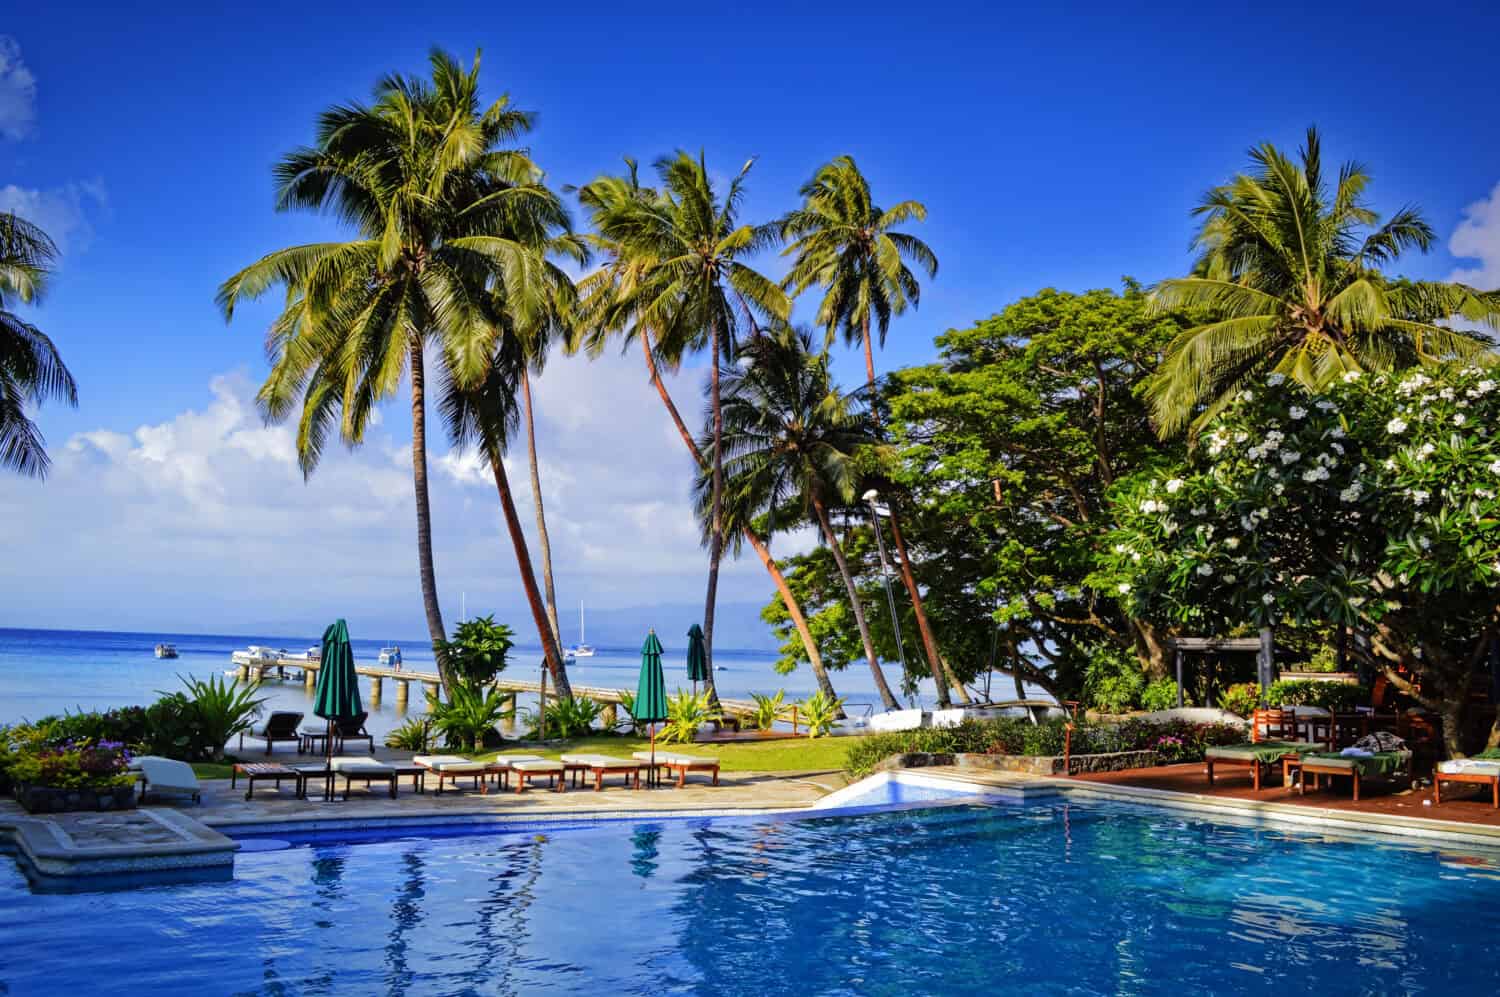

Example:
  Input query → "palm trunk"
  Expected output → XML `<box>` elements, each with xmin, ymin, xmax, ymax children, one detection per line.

<box><xmin>488</xmin><ymin>452</ymin><xmax>572</xmax><ymax>699</ymax></box>
<box><xmin>701</xmin><ymin>317</ymin><xmax>724</xmax><ymax>709</ymax></box>
<box><xmin>521</xmin><ymin>369</ymin><xmax>562</xmax><ymax>648</ymax></box>
<box><xmin>638</xmin><ymin>330</ymin><xmax>816</xmax><ymax>708</ymax></box>
<box><xmin>813</xmin><ymin>493</ymin><xmax>899</xmax><ymax>710</ymax></box>
<box><xmin>409</xmin><ymin>340</ymin><xmax>454</xmax><ymax>694</ymax></box>
<box><xmin>886</xmin><ymin>507</ymin><xmax>953</xmax><ymax>707</ymax></box>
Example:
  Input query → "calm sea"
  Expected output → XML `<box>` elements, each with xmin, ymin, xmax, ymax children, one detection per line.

<box><xmin>0</xmin><ymin>627</ymin><xmax>908</xmax><ymax>738</ymax></box>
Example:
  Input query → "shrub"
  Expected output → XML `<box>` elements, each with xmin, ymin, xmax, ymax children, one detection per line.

<box><xmin>616</xmin><ymin>691</ymin><xmax>639</xmax><ymax>733</ymax></box>
<box><xmin>660</xmin><ymin>690</ymin><xmax>718</xmax><ymax>744</ymax></box>
<box><xmin>1140</xmin><ymin>678</ymin><xmax>1182</xmax><ymax>712</ymax></box>
<box><xmin>526</xmin><ymin>696</ymin><xmax>603</xmax><ymax>740</ymax></box>
<box><xmin>433</xmin><ymin>615</ymin><xmax>515</xmax><ymax>686</ymax></box>
<box><xmin>37</xmin><ymin>707</ymin><xmax>150</xmax><ymax>747</ymax></box>
<box><xmin>1083</xmin><ymin>644</ymin><xmax>1144</xmax><ymax>713</ymax></box>
<box><xmin>429</xmin><ymin>681</ymin><xmax>512</xmax><ymax>752</ymax></box>
<box><xmin>1218</xmin><ymin>682</ymin><xmax>1261</xmax><ymax>718</ymax></box>
<box><xmin>750</xmin><ymin>690</ymin><xmax>786</xmax><ymax>732</ymax></box>
<box><xmin>8</xmin><ymin>739</ymin><xmax>134</xmax><ymax>791</ymax></box>
<box><xmin>385</xmin><ymin>717</ymin><xmax>433</xmax><ymax>751</ymax></box>
<box><xmin>1266</xmin><ymin>679</ymin><xmax>1368</xmax><ymax>711</ymax></box>
<box><xmin>141</xmin><ymin>676</ymin><xmax>267</xmax><ymax>762</ymax></box>
<box><xmin>799</xmin><ymin>691</ymin><xmax>846</xmax><ymax>739</ymax></box>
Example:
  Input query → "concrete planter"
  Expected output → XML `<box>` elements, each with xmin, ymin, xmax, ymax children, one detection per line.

<box><xmin>15</xmin><ymin>782</ymin><xmax>137</xmax><ymax>814</ymax></box>
<box><xmin>876</xmin><ymin>749</ymin><xmax>1160</xmax><ymax>777</ymax></box>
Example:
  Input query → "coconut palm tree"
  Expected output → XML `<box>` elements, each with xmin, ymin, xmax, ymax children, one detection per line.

<box><xmin>217</xmin><ymin>49</ymin><xmax>569</xmax><ymax>693</ymax></box>
<box><xmin>1149</xmin><ymin>127</ymin><xmax>1500</xmax><ymax>436</ymax></box>
<box><xmin>0</xmin><ymin>212</ymin><xmax>76</xmax><ymax>478</ymax></box>
<box><xmin>778</xmin><ymin>156</ymin><xmax>957</xmax><ymax>705</ymax></box>
<box><xmin>715</xmin><ymin>324</ymin><xmax>901</xmax><ymax>710</ymax></box>
<box><xmin>577</xmin><ymin>152</ymin><xmax>789</xmax><ymax>704</ymax></box>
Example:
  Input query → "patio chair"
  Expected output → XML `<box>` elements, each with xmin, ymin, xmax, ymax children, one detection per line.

<box><xmin>239</xmin><ymin>711</ymin><xmax>305</xmax><ymax>755</ymax></box>
<box><xmin>1434</xmin><ymin>757</ymin><xmax>1500</xmax><ymax>809</ymax></box>
<box><xmin>333</xmin><ymin>713</ymin><xmax>374</xmax><ymax>754</ymax></box>
<box><xmin>132</xmin><ymin>755</ymin><xmax>202</xmax><ymax>804</ymax></box>
<box><xmin>1251</xmin><ymin>708</ymin><xmax>1298</xmax><ymax>743</ymax></box>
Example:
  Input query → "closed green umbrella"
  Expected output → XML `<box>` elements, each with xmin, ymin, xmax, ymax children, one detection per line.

<box><xmin>685</xmin><ymin>623</ymin><xmax>708</xmax><ymax>697</ymax></box>
<box><xmin>636</xmin><ymin>629</ymin><xmax>668</xmax><ymax>786</ymax></box>
<box><xmin>312</xmin><ymin>618</ymin><xmax>362</xmax><ymax>799</ymax></box>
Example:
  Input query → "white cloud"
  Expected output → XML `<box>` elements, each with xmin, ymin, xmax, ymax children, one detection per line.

<box><xmin>0</xmin><ymin>179</ymin><xmax>108</xmax><ymax>254</ymax></box>
<box><xmin>0</xmin><ymin>36</ymin><xmax>36</xmax><ymax>141</ymax></box>
<box><xmin>1449</xmin><ymin>180</ymin><xmax>1500</xmax><ymax>290</ymax></box>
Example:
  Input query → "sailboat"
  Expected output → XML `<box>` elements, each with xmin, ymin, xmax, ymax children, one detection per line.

<box><xmin>568</xmin><ymin>601</ymin><xmax>596</xmax><ymax>658</ymax></box>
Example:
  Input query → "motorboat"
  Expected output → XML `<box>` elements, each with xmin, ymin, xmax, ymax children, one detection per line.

<box><xmin>154</xmin><ymin>643</ymin><xmax>178</xmax><ymax>659</ymax></box>
<box><xmin>378</xmin><ymin>646</ymin><xmax>403</xmax><ymax>668</ymax></box>
<box><xmin>230</xmin><ymin>645</ymin><xmax>281</xmax><ymax>667</ymax></box>
<box><xmin>303</xmin><ymin>646</ymin><xmax>321</xmax><ymax>661</ymax></box>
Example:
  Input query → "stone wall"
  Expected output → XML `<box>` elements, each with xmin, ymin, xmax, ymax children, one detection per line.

<box><xmin>15</xmin><ymin>783</ymin><xmax>137</xmax><ymax>814</ymax></box>
<box><xmin>878</xmin><ymin>750</ymin><xmax>1160</xmax><ymax>777</ymax></box>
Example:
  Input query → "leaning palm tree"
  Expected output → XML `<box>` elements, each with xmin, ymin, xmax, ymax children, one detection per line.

<box><xmin>779</xmin><ymin>156</ymin><xmax>957</xmax><ymax>705</ymax></box>
<box><xmin>218</xmin><ymin>49</ymin><xmax>568</xmax><ymax>694</ymax></box>
<box><xmin>1149</xmin><ymin>127</ymin><xmax>1500</xmax><ymax>435</ymax></box>
<box><xmin>0</xmin><ymin>212</ymin><xmax>76</xmax><ymax>478</ymax></box>
<box><xmin>578</xmin><ymin>152</ymin><xmax>789</xmax><ymax>704</ymax></box>
<box><xmin>716</xmin><ymin>324</ymin><xmax>901</xmax><ymax>710</ymax></box>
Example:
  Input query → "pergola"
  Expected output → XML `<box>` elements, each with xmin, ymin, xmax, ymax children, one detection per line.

<box><xmin>1169</xmin><ymin>631</ymin><xmax>1275</xmax><ymax>708</ymax></box>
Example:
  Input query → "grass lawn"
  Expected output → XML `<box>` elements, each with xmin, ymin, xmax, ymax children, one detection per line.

<box><xmin>475</xmin><ymin>734</ymin><xmax>858</xmax><ymax>773</ymax></box>
<box><xmin>192</xmin><ymin>761</ymin><xmax>236</xmax><ymax>780</ymax></box>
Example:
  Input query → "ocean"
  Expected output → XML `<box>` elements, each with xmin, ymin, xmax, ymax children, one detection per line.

<box><xmin>0</xmin><ymin>627</ymin><xmax>923</xmax><ymax>738</ymax></box>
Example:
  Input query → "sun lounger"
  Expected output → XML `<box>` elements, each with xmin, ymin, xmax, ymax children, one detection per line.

<box><xmin>1204</xmin><ymin>741</ymin><xmax>1319</xmax><ymax>791</ymax></box>
<box><xmin>231</xmin><ymin>761</ymin><xmax>302</xmax><ymax>800</ymax></box>
<box><xmin>413</xmin><ymin>754</ymin><xmax>490</xmax><ymax>794</ymax></box>
<box><xmin>631</xmin><ymin>751</ymin><xmax>721</xmax><ymax>788</ymax></box>
<box><xmin>1286</xmin><ymin>750</ymin><xmax>1412</xmax><ymax>801</ymax></box>
<box><xmin>511</xmin><ymin>759</ymin><xmax>567</xmax><ymax>793</ymax></box>
<box><xmin>1434</xmin><ymin>758</ymin><xmax>1500</xmax><ymax>808</ymax></box>
<box><xmin>329</xmin><ymin>756</ymin><xmax>397</xmax><ymax>799</ymax></box>
<box><xmin>483</xmin><ymin>754</ymin><xmax>547</xmax><ymax>790</ymax></box>
<box><xmin>560</xmin><ymin>754</ymin><xmax>643</xmax><ymax>790</ymax></box>
<box><xmin>332</xmin><ymin>713</ymin><xmax>375</xmax><ymax>755</ymax></box>
<box><xmin>239</xmin><ymin>711</ymin><xmax>305</xmax><ymax>755</ymax></box>
<box><xmin>132</xmin><ymin>755</ymin><xmax>202</xmax><ymax>804</ymax></box>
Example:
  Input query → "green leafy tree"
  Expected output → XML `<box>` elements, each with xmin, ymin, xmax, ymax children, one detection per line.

<box><xmin>577</xmin><ymin>153</ymin><xmax>789</xmax><ymax>704</ymax></box>
<box><xmin>433</xmin><ymin>614</ymin><xmax>515</xmax><ymax>686</ymax></box>
<box><xmin>0</xmin><ymin>212</ymin><xmax>76</xmax><ymax>478</ymax></box>
<box><xmin>218</xmin><ymin>50</ymin><xmax>568</xmax><ymax>694</ymax></box>
<box><xmin>884</xmin><ymin>285</ymin><xmax>1191</xmax><ymax>699</ymax></box>
<box><xmin>1095</xmin><ymin>366</ymin><xmax>1500</xmax><ymax>756</ymax></box>
<box><xmin>779</xmin><ymin>156</ymin><xmax>954</xmax><ymax>704</ymax></box>
<box><xmin>1149</xmin><ymin>127</ymin><xmax>1500</xmax><ymax>435</ymax></box>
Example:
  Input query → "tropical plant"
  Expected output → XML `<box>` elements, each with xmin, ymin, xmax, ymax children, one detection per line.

<box><xmin>617</xmin><ymin>690</ymin><xmax>639</xmax><ymax>733</ymax></box>
<box><xmin>433</xmin><ymin>615</ymin><xmax>515</xmax><ymax>686</ymax></box>
<box><xmin>779</xmin><ymin>157</ymin><xmax>952</xmax><ymax>702</ymax></box>
<box><xmin>1148</xmin><ymin>127</ymin><xmax>1500</xmax><ymax>435</ymax></box>
<box><xmin>1266</xmin><ymin>680</ymin><xmax>1368</xmax><ymax>712</ymax></box>
<box><xmin>384</xmin><ymin>717</ymin><xmax>434</xmax><ymax>751</ymax></box>
<box><xmin>142</xmin><ymin>676</ymin><xmax>266</xmax><ymax>762</ymax></box>
<box><xmin>217</xmin><ymin>50</ymin><xmax>568</xmax><ymax>694</ymax></box>
<box><xmin>524</xmin><ymin>695</ymin><xmax>603</xmax><ymax>740</ymax></box>
<box><xmin>427</xmin><ymin>680</ymin><xmax>513</xmax><ymax>753</ymax></box>
<box><xmin>0</xmin><ymin>212</ymin><xmax>77</xmax><ymax>478</ymax></box>
<box><xmin>7</xmin><ymin>740</ymin><xmax>135</xmax><ymax>791</ymax></box>
<box><xmin>577</xmin><ymin>153</ymin><xmax>790</xmax><ymax>706</ymax></box>
<box><xmin>1218</xmin><ymin>683</ymin><xmax>1261</xmax><ymax>719</ymax></box>
<box><xmin>711</xmin><ymin>324</ymin><xmax>900</xmax><ymax>708</ymax></box>
<box><xmin>660</xmin><ymin>689</ymin><xmax>719</xmax><ymax>744</ymax></box>
<box><xmin>1140</xmin><ymin>678</ymin><xmax>1182</xmax><ymax>712</ymax></box>
<box><xmin>798</xmin><ymin>690</ymin><xmax>846</xmax><ymax>738</ymax></box>
<box><xmin>749</xmin><ymin>690</ymin><xmax>786</xmax><ymax>732</ymax></box>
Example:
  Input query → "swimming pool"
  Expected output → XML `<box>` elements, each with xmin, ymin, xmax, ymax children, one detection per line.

<box><xmin>2</xmin><ymin>799</ymin><xmax>1498</xmax><ymax>995</ymax></box>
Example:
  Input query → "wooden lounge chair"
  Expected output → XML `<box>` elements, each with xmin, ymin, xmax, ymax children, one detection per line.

<box><xmin>1434</xmin><ymin>758</ymin><xmax>1500</xmax><ymax>809</ymax></box>
<box><xmin>1285</xmin><ymin>750</ymin><xmax>1412</xmax><ymax>801</ymax></box>
<box><xmin>483</xmin><ymin>754</ymin><xmax>547</xmax><ymax>791</ymax></box>
<box><xmin>132</xmin><ymin>755</ymin><xmax>202</xmax><ymax>804</ymax></box>
<box><xmin>631</xmin><ymin>751</ymin><xmax>721</xmax><ymax>788</ymax></box>
<box><xmin>511</xmin><ymin>759</ymin><xmax>567</xmax><ymax>793</ymax></box>
<box><xmin>333</xmin><ymin>713</ymin><xmax>375</xmax><ymax>755</ymax></box>
<box><xmin>560</xmin><ymin>753</ymin><xmax>643</xmax><ymax>790</ymax></box>
<box><xmin>413</xmin><ymin>754</ymin><xmax>489</xmax><ymax>794</ymax></box>
<box><xmin>1204</xmin><ymin>741</ymin><xmax>1318</xmax><ymax>790</ymax></box>
<box><xmin>239</xmin><ymin>711</ymin><xmax>305</xmax><ymax>755</ymax></box>
<box><xmin>329</xmin><ymin>756</ymin><xmax>397</xmax><ymax>799</ymax></box>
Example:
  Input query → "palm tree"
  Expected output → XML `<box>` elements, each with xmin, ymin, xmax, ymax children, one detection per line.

<box><xmin>716</xmin><ymin>324</ymin><xmax>901</xmax><ymax>710</ymax></box>
<box><xmin>779</xmin><ymin>156</ymin><xmax>957</xmax><ymax>705</ymax></box>
<box><xmin>217</xmin><ymin>49</ymin><xmax>569</xmax><ymax>694</ymax></box>
<box><xmin>1149</xmin><ymin>127</ymin><xmax>1500</xmax><ymax>435</ymax></box>
<box><xmin>577</xmin><ymin>152</ymin><xmax>789</xmax><ymax>704</ymax></box>
<box><xmin>0</xmin><ymin>212</ymin><xmax>76</xmax><ymax>478</ymax></box>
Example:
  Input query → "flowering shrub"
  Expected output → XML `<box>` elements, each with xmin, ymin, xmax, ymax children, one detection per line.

<box><xmin>1218</xmin><ymin>682</ymin><xmax>1261</xmax><ymax>718</ymax></box>
<box><xmin>1092</xmin><ymin>366</ymin><xmax>1500</xmax><ymax>755</ymax></box>
<box><xmin>1153</xmin><ymin>734</ymin><xmax>1187</xmax><ymax>762</ymax></box>
<box><xmin>6</xmin><ymin>738</ymin><xmax>135</xmax><ymax>790</ymax></box>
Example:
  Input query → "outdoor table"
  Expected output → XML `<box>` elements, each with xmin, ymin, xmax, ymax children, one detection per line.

<box><xmin>392</xmin><ymin>763</ymin><xmax>426</xmax><ymax>794</ymax></box>
<box><xmin>232</xmin><ymin>762</ymin><xmax>303</xmax><ymax>800</ymax></box>
<box><xmin>298</xmin><ymin>726</ymin><xmax>330</xmax><ymax>755</ymax></box>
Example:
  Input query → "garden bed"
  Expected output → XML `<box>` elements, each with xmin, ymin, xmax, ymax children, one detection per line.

<box><xmin>873</xmin><ymin>750</ymin><xmax>1161</xmax><ymax>777</ymax></box>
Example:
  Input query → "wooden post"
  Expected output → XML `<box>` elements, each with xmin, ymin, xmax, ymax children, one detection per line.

<box><xmin>304</xmin><ymin>667</ymin><xmax>316</xmax><ymax>692</ymax></box>
<box><xmin>1174</xmin><ymin>646</ymin><xmax>1185</xmax><ymax>709</ymax></box>
<box><xmin>236</xmin><ymin>663</ymin><xmax>249</xmax><ymax>683</ymax></box>
<box><xmin>1257</xmin><ymin>626</ymin><xmax>1275</xmax><ymax>699</ymax></box>
<box><xmin>395</xmin><ymin>679</ymin><xmax>409</xmax><ymax>712</ymax></box>
<box><xmin>423</xmin><ymin>681</ymin><xmax>439</xmax><ymax>712</ymax></box>
<box><xmin>500</xmin><ymin>693</ymin><xmax>516</xmax><ymax>733</ymax></box>
<box><xmin>369</xmin><ymin>675</ymin><xmax>383</xmax><ymax>708</ymax></box>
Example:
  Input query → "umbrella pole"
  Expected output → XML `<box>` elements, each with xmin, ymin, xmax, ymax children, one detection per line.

<box><xmin>650</xmin><ymin>723</ymin><xmax>657</xmax><ymax>789</ymax></box>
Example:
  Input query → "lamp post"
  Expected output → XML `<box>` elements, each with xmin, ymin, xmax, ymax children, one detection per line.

<box><xmin>863</xmin><ymin>489</ymin><xmax>910</xmax><ymax>701</ymax></box>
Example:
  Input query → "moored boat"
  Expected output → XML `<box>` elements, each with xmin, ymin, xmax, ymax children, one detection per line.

<box><xmin>154</xmin><ymin>643</ymin><xmax>178</xmax><ymax>659</ymax></box>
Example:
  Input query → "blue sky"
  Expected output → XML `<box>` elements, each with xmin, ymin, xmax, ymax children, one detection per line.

<box><xmin>3</xmin><ymin>2</ymin><xmax>1499</xmax><ymax>640</ymax></box>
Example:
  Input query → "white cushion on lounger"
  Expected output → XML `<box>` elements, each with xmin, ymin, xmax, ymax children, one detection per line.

<box><xmin>135</xmin><ymin>756</ymin><xmax>200</xmax><ymax>801</ymax></box>
<box><xmin>510</xmin><ymin>759</ymin><xmax>564</xmax><ymax>773</ymax></box>
<box><xmin>1438</xmin><ymin>759</ymin><xmax>1500</xmax><ymax>776</ymax></box>
<box><xmin>329</xmin><ymin>756</ymin><xmax>393</xmax><ymax>774</ymax></box>
<box><xmin>491</xmin><ymin>754</ymin><xmax>546</xmax><ymax>768</ymax></box>
<box><xmin>413</xmin><ymin>754</ymin><xmax>486</xmax><ymax>772</ymax></box>
<box><xmin>561</xmin><ymin>754</ymin><xmax>637</xmax><ymax>768</ymax></box>
<box><xmin>632</xmin><ymin>751</ymin><xmax>714</xmax><ymax>766</ymax></box>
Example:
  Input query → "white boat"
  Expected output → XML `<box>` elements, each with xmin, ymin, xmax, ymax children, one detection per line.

<box><xmin>302</xmin><ymin>646</ymin><xmax>321</xmax><ymax>661</ymax></box>
<box><xmin>154</xmin><ymin>643</ymin><xmax>178</xmax><ymax>659</ymax></box>
<box><xmin>569</xmin><ymin>601</ymin><xmax>596</xmax><ymax>658</ymax></box>
<box><xmin>231</xmin><ymin>645</ymin><xmax>281</xmax><ymax>666</ymax></box>
<box><xmin>378</xmin><ymin>646</ymin><xmax>403</xmax><ymax>668</ymax></box>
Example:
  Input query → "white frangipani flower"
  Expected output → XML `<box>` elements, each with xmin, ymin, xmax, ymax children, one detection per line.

<box><xmin>1386</xmin><ymin>418</ymin><xmax>1408</xmax><ymax>434</ymax></box>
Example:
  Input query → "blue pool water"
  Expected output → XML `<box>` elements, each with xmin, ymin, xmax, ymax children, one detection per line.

<box><xmin>2</xmin><ymin>800</ymin><xmax>1499</xmax><ymax>995</ymax></box>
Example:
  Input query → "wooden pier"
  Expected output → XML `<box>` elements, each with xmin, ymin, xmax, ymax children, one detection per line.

<box><xmin>230</xmin><ymin>655</ymin><xmax>759</xmax><ymax>720</ymax></box>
